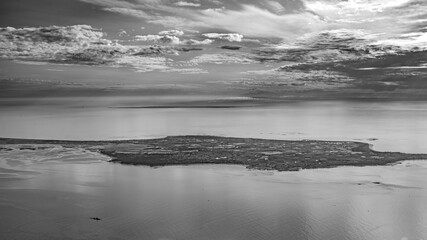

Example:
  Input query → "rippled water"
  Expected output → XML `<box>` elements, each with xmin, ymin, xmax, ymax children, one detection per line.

<box><xmin>0</xmin><ymin>146</ymin><xmax>426</xmax><ymax>240</ymax></box>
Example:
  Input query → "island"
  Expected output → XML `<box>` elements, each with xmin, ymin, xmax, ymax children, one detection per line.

<box><xmin>1</xmin><ymin>136</ymin><xmax>426</xmax><ymax>171</ymax></box>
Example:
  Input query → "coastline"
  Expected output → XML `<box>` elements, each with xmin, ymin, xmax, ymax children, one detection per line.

<box><xmin>1</xmin><ymin>135</ymin><xmax>427</xmax><ymax>172</ymax></box>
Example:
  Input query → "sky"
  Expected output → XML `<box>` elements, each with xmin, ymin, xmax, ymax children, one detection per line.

<box><xmin>1</xmin><ymin>0</ymin><xmax>427</xmax><ymax>103</ymax></box>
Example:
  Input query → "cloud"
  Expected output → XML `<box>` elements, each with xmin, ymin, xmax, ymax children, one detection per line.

<box><xmin>202</xmin><ymin>33</ymin><xmax>243</xmax><ymax>42</ymax></box>
<box><xmin>158</xmin><ymin>30</ymin><xmax>184</xmax><ymax>36</ymax></box>
<box><xmin>248</xmin><ymin>26</ymin><xmax>427</xmax><ymax>65</ymax></box>
<box><xmin>188</xmin><ymin>53</ymin><xmax>254</xmax><ymax>65</ymax></box>
<box><xmin>304</xmin><ymin>0</ymin><xmax>411</xmax><ymax>14</ymax></box>
<box><xmin>0</xmin><ymin>25</ymin><xmax>111</xmax><ymax>59</ymax></box>
<box><xmin>135</xmin><ymin>35</ymin><xmax>162</xmax><ymax>41</ymax></box>
<box><xmin>103</xmin><ymin>7</ymin><xmax>153</xmax><ymax>19</ymax></box>
<box><xmin>174</xmin><ymin>1</ymin><xmax>201</xmax><ymax>7</ymax></box>
<box><xmin>373</xmin><ymin>32</ymin><xmax>427</xmax><ymax>51</ymax></box>
<box><xmin>0</xmin><ymin>25</ymin><xmax>217</xmax><ymax>74</ymax></box>
<box><xmin>184</xmin><ymin>39</ymin><xmax>213</xmax><ymax>45</ymax></box>
<box><xmin>166</xmin><ymin>68</ymin><xmax>208</xmax><ymax>74</ymax></box>
<box><xmin>78</xmin><ymin>0</ymin><xmax>140</xmax><ymax>10</ymax></box>
<box><xmin>134</xmin><ymin>33</ymin><xmax>213</xmax><ymax>45</ymax></box>
<box><xmin>147</xmin><ymin>16</ymin><xmax>195</xmax><ymax>29</ymax></box>
<box><xmin>135</xmin><ymin>34</ymin><xmax>181</xmax><ymax>44</ymax></box>
<box><xmin>0</xmin><ymin>25</ymin><xmax>184</xmax><ymax>72</ymax></box>
<box><xmin>75</xmin><ymin>0</ymin><xmax>321</xmax><ymax>40</ymax></box>
<box><xmin>76</xmin><ymin>0</ymin><xmax>427</xmax><ymax>53</ymax></box>
<box><xmin>241</xmin><ymin>68</ymin><xmax>353</xmax><ymax>90</ymax></box>
<box><xmin>118</xmin><ymin>30</ymin><xmax>128</xmax><ymax>37</ymax></box>
<box><xmin>220</xmin><ymin>46</ymin><xmax>242</xmax><ymax>50</ymax></box>
<box><xmin>115</xmin><ymin>55</ymin><xmax>171</xmax><ymax>72</ymax></box>
<box><xmin>132</xmin><ymin>46</ymin><xmax>179</xmax><ymax>56</ymax></box>
<box><xmin>304</xmin><ymin>0</ymin><xmax>427</xmax><ymax>38</ymax></box>
<box><xmin>192</xmin><ymin>5</ymin><xmax>322</xmax><ymax>39</ymax></box>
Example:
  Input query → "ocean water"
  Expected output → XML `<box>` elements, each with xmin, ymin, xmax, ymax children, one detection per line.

<box><xmin>0</xmin><ymin>145</ymin><xmax>426</xmax><ymax>240</ymax></box>
<box><xmin>0</xmin><ymin>100</ymin><xmax>427</xmax><ymax>153</ymax></box>
<box><xmin>1</xmin><ymin>100</ymin><xmax>427</xmax><ymax>239</ymax></box>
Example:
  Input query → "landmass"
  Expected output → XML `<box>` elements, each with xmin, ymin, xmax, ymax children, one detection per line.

<box><xmin>1</xmin><ymin>136</ymin><xmax>426</xmax><ymax>171</ymax></box>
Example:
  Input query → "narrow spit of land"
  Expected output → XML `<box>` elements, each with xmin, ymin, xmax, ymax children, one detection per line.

<box><xmin>1</xmin><ymin>136</ymin><xmax>426</xmax><ymax>171</ymax></box>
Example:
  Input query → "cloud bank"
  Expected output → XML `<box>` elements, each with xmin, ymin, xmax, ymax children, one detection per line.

<box><xmin>0</xmin><ymin>25</ymin><xmax>185</xmax><ymax>72</ymax></box>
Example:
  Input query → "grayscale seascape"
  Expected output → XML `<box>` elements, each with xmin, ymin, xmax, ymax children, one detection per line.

<box><xmin>1</xmin><ymin>0</ymin><xmax>427</xmax><ymax>239</ymax></box>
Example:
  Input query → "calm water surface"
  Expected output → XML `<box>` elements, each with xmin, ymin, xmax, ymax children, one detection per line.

<box><xmin>0</xmin><ymin>146</ymin><xmax>426</xmax><ymax>240</ymax></box>
<box><xmin>1</xmin><ymin>100</ymin><xmax>427</xmax><ymax>239</ymax></box>
<box><xmin>0</xmin><ymin>100</ymin><xmax>427</xmax><ymax>153</ymax></box>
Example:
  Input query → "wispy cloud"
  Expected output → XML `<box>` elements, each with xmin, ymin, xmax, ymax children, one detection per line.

<box><xmin>74</xmin><ymin>0</ymin><xmax>427</xmax><ymax>53</ymax></box>
<box><xmin>188</xmin><ymin>53</ymin><xmax>254</xmax><ymax>65</ymax></box>
<box><xmin>174</xmin><ymin>1</ymin><xmax>201</xmax><ymax>7</ymax></box>
<box><xmin>103</xmin><ymin>7</ymin><xmax>153</xmax><ymax>19</ymax></box>
<box><xmin>193</xmin><ymin>5</ymin><xmax>322</xmax><ymax>39</ymax></box>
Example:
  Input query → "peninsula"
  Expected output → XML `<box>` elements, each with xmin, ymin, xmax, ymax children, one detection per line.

<box><xmin>1</xmin><ymin>136</ymin><xmax>426</xmax><ymax>171</ymax></box>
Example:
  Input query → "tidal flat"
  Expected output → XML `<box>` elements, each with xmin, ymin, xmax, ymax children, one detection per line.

<box><xmin>1</xmin><ymin>136</ymin><xmax>426</xmax><ymax>171</ymax></box>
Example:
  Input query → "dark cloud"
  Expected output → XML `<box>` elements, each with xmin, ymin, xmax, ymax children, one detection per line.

<box><xmin>220</xmin><ymin>46</ymin><xmax>241</xmax><ymax>50</ymax></box>
<box><xmin>275</xmin><ymin>50</ymin><xmax>427</xmax><ymax>94</ymax></box>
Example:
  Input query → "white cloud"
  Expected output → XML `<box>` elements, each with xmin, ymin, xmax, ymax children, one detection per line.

<box><xmin>158</xmin><ymin>30</ymin><xmax>184</xmax><ymax>36</ymax></box>
<box><xmin>202</xmin><ymin>33</ymin><xmax>243</xmax><ymax>42</ymax></box>
<box><xmin>184</xmin><ymin>39</ymin><xmax>213</xmax><ymax>45</ymax></box>
<box><xmin>0</xmin><ymin>25</ymin><xmax>112</xmax><ymax>59</ymax></box>
<box><xmin>135</xmin><ymin>34</ymin><xmax>162</xmax><ymax>41</ymax></box>
<box><xmin>312</xmin><ymin>0</ymin><xmax>411</xmax><ymax>13</ymax></box>
<box><xmin>118</xmin><ymin>30</ymin><xmax>128</xmax><ymax>37</ymax></box>
<box><xmin>0</xmin><ymin>25</ymin><xmax>183</xmax><ymax>72</ymax></box>
<box><xmin>174</xmin><ymin>1</ymin><xmax>201</xmax><ymax>7</ymax></box>
<box><xmin>77</xmin><ymin>0</ymin><xmax>427</xmax><ymax>52</ymax></box>
<box><xmin>373</xmin><ymin>32</ymin><xmax>427</xmax><ymax>51</ymax></box>
<box><xmin>194</xmin><ymin>5</ymin><xmax>322</xmax><ymax>39</ymax></box>
<box><xmin>135</xmin><ymin>34</ymin><xmax>182</xmax><ymax>44</ymax></box>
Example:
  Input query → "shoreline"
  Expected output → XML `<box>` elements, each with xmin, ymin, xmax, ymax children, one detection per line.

<box><xmin>1</xmin><ymin>135</ymin><xmax>427</xmax><ymax>172</ymax></box>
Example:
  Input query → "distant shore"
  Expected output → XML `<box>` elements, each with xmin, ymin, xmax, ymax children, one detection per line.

<box><xmin>1</xmin><ymin>136</ymin><xmax>426</xmax><ymax>171</ymax></box>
